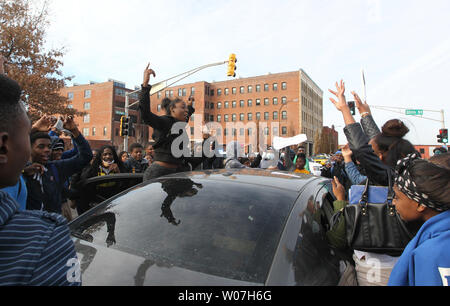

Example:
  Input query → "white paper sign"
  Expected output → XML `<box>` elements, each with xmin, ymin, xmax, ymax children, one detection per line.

<box><xmin>272</xmin><ymin>134</ymin><xmax>307</xmax><ymax>151</ymax></box>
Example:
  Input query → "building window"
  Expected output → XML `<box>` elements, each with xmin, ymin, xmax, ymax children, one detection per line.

<box><xmin>157</xmin><ymin>105</ymin><xmax>162</xmax><ymax>112</ymax></box>
<box><xmin>83</xmin><ymin>128</ymin><xmax>89</xmax><ymax>136</ymax></box>
<box><xmin>256</xmin><ymin>112</ymin><xmax>261</xmax><ymax>120</ymax></box>
<box><xmin>282</xmin><ymin>127</ymin><xmax>287</xmax><ymax>135</ymax></box>
<box><xmin>84</xmin><ymin>102</ymin><xmax>91</xmax><ymax>110</ymax></box>
<box><xmin>264</xmin><ymin>127</ymin><xmax>269</xmax><ymax>136</ymax></box>
<box><xmin>232</xmin><ymin>128</ymin><xmax>237</xmax><ymax>136</ymax></box>
<box><xmin>182</xmin><ymin>88</ymin><xmax>187</xmax><ymax>96</ymax></box>
<box><xmin>420</xmin><ymin>148</ymin><xmax>425</xmax><ymax>154</ymax></box>
<box><xmin>217</xmin><ymin>102</ymin><xmax>222</xmax><ymax>109</ymax></box>
<box><xmin>264</xmin><ymin>84</ymin><xmax>269</xmax><ymax>91</ymax></box>
<box><xmin>273</xmin><ymin>127</ymin><xmax>279</xmax><ymax>136</ymax></box>
<box><xmin>273</xmin><ymin>111</ymin><xmax>278</xmax><ymax>120</ymax></box>
<box><xmin>232</xmin><ymin>87</ymin><xmax>237</xmax><ymax>94</ymax></box>
<box><xmin>178</xmin><ymin>88</ymin><xmax>182</xmax><ymax>96</ymax></box>
<box><xmin>232</xmin><ymin>114</ymin><xmax>237</xmax><ymax>122</ymax></box>
<box><xmin>68</xmin><ymin>92</ymin><xmax>74</xmax><ymax>100</ymax></box>
<box><xmin>248</xmin><ymin>128</ymin><xmax>253</xmax><ymax>136</ymax></box>
<box><xmin>217</xmin><ymin>115</ymin><xmax>222</xmax><ymax>122</ymax></box>
<box><xmin>273</xmin><ymin>97</ymin><xmax>278</xmax><ymax>105</ymax></box>
<box><xmin>191</xmin><ymin>87</ymin><xmax>195</xmax><ymax>95</ymax></box>
<box><xmin>67</xmin><ymin>104</ymin><xmax>73</xmax><ymax>109</ymax></box>
<box><xmin>256</xmin><ymin>99</ymin><xmax>261</xmax><ymax>106</ymax></box>
<box><xmin>217</xmin><ymin>89</ymin><xmax>222</xmax><ymax>96</ymax></box>
<box><xmin>256</xmin><ymin>85</ymin><xmax>261</xmax><ymax>92</ymax></box>
<box><xmin>248</xmin><ymin>86</ymin><xmax>253</xmax><ymax>93</ymax></box>
<box><xmin>240</xmin><ymin>100</ymin><xmax>245</xmax><ymax>107</ymax></box>
<box><xmin>224</xmin><ymin>115</ymin><xmax>229</xmax><ymax>122</ymax></box>
<box><xmin>157</xmin><ymin>92</ymin><xmax>162</xmax><ymax>99</ymax></box>
<box><xmin>264</xmin><ymin>98</ymin><xmax>269</xmax><ymax>106</ymax></box>
<box><xmin>92</xmin><ymin>127</ymin><xmax>96</xmax><ymax>136</ymax></box>
<box><xmin>282</xmin><ymin>82</ymin><xmax>287</xmax><ymax>90</ymax></box>
<box><xmin>210</xmin><ymin>102</ymin><xmax>215</xmax><ymax>109</ymax></box>
<box><xmin>210</xmin><ymin>115</ymin><xmax>214</xmax><ymax>122</ymax></box>
<box><xmin>240</xmin><ymin>86</ymin><xmax>245</xmax><ymax>94</ymax></box>
<box><xmin>83</xmin><ymin>114</ymin><xmax>90</xmax><ymax>123</ymax></box>
<box><xmin>224</xmin><ymin>128</ymin><xmax>228</xmax><ymax>136</ymax></box>
<box><xmin>247</xmin><ymin>99</ymin><xmax>252</xmax><ymax>107</ymax></box>
<box><xmin>165</xmin><ymin>90</ymin><xmax>169</xmax><ymax>98</ymax></box>
<box><xmin>115</xmin><ymin>88</ymin><xmax>125</xmax><ymax>97</ymax></box>
<box><xmin>84</xmin><ymin>90</ymin><xmax>91</xmax><ymax>98</ymax></box>
<box><xmin>225</xmin><ymin>88</ymin><xmax>229</xmax><ymax>96</ymax></box>
<box><xmin>240</xmin><ymin>128</ymin><xmax>245</xmax><ymax>136</ymax></box>
<box><xmin>282</xmin><ymin>97</ymin><xmax>287</xmax><ymax>104</ymax></box>
<box><xmin>282</xmin><ymin>111</ymin><xmax>287</xmax><ymax>120</ymax></box>
<box><xmin>240</xmin><ymin>113</ymin><xmax>245</xmax><ymax>121</ymax></box>
<box><xmin>169</xmin><ymin>90</ymin><xmax>173</xmax><ymax>97</ymax></box>
<box><xmin>232</xmin><ymin>101</ymin><xmax>237</xmax><ymax>108</ymax></box>
<box><xmin>264</xmin><ymin>112</ymin><xmax>269</xmax><ymax>120</ymax></box>
<box><xmin>103</xmin><ymin>127</ymin><xmax>107</xmax><ymax>136</ymax></box>
<box><xmin>224</xmin><ymin>101</ymin><xmax>229</xmax><ymax>109</ymax></box>
<box><xmin>248</xmin><ymin>113</ymin><xmax>253</xmax><ymax>121</ymax></box>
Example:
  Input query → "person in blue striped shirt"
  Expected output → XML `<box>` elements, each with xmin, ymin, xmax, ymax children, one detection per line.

<box><xmin>0</xmin><ymin>70</ymin><xmax>81</xmax><ymax>286</ymax></box>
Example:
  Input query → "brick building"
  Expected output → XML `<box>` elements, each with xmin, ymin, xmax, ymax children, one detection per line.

<box><xmin>151</xmin><ymin>69</ymin><xmax>324</xmax><ymax>155</ymax></box>
<box><xmin>60</xmin><ymin>79</ymin><xmax>149</xmax><ymax>151</ymax></box>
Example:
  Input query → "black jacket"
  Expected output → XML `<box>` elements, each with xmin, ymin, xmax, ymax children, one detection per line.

<box><xmin>139</xmin><ymin>85</ymin><xmax>195</xmax><ymax>166</ymax></box>
<box><xmin>343</xmin><ymin>116</ymin><xmax>392</xmax><ymax>186</ymax></box>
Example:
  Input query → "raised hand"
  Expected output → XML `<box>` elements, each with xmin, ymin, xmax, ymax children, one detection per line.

<box><xmin>341</xmin><ymin>144</ymin><xmax>353</xmax><ymax>163</ymax></box>
<box><xmin>329</xmin><ymin>80</ymin><xmax>348</xmax><ymax>111</ymax></box>
<box><xmin>32</xmin><ymin>115</ymin><xmax>54</xmax><ymax>132</ymax></box>
<box><xmin>62</xmin><ymin>115</ymin><xmax>80</xmax><ymax>137</ymax></box>
<box><xmin>187</xmin><ymin>95</ymin><xmax>195</xmax><ymax>108</ymax></box>
<box><xmin>351</xmin><ymin>91</ymin><xmax>371</xmax><ymax>116</ymax></box>
<box><xmin>331</xmin><ymin>176</ymin><xmax>346</xmax><ymax>201</ymax></box>
<box><xmin>143</xmin><ymin>63</ymin><xmax>156</xmax><ymax>87</ymax></box>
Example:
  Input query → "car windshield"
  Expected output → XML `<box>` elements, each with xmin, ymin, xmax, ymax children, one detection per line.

<box><xmin>71</xmin><ymin>176</ymin><xmax>299</xmax><ymax>284</ymax></box>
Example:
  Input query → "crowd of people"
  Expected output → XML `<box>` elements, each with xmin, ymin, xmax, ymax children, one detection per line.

<box><xmin>0</xmin><ymin>57</ymin><xmax>448</xmax><ymax>286</ymax></box>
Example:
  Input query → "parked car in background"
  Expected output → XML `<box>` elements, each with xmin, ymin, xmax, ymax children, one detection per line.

<box><xmin>312</xmin><ymin>154</ymin><xmax>329</xmax><ymax>166</ymax></box>
<box><xmin>69</xmin><ymin>169</ymin><xmax>350</xmax><ymax>286</ymax></box>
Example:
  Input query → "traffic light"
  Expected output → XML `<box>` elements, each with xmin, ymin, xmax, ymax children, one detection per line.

<box><xmin>120</xmin><ymin>116</ymin><xmax>129</xmax><ymax>137</ymax></box>
<box><xmin>348</xmin><ymin>101</ymin><xmax>356</xmax><ymax>116</ymax></box>
<box><xmin>437</xmin><ymin>129</ymin><xmax>448</xmax><ymax>144</ymax></box>
<box><xmin>227</xmin><ymin>53</ymin><xmax>237</xmax><ymax>77</ymax></box>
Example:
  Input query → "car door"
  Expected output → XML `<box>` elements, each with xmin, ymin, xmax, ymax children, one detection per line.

<box><xmin>266</xmin><ymin>177</ymin><xmax>347</xmax><ymax>286</ymax></box>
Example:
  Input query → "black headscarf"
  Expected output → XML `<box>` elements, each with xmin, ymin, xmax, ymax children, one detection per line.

<box><xmin>395</xmin><ymin>152</ymin><xmax>448</xmax><ymax>212</ymax></box>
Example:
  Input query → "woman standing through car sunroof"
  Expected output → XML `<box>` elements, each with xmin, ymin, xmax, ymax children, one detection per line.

<box><xmin>139</xmin><ymin>64</ymin><xmax>196</xmax><ymax>181</ymax></box>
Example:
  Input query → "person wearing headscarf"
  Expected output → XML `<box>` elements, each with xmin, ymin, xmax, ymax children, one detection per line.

<box><xmin>388</xmin><ymin>153</ymin><xmax>450</xmax><ymax>286</ymax></box>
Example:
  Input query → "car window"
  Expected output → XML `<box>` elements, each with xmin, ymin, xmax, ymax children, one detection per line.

<box><xmin>291</xmin><ymin>182</ymin><xmax>349</xmax><ymax>285</ymax></box>
<box><xmin>71</xmin><ymin>177</ymin><xmax>299</xmax><ymax>284</ymax></box>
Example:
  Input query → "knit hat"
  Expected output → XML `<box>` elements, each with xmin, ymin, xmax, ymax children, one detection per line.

<box><xmin>51</xmin><ymin>138</ymin><xmax>65</xmax><ymax>151</ymax></box>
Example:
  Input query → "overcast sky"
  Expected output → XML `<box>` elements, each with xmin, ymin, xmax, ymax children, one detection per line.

<box><xmin>43</xmin><ymin>0</ymin><xmax>450</xmax><ymax>145</ymax></box>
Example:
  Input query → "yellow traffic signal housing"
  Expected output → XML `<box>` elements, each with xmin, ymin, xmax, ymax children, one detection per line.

<box><xmin>120</xmin><ymin>116</ymin><xmax>129</xmax><ymax>137</ymax></box>
<box><xmin>227</xmin><ymin>53</ymin><xmax>237</xmax><ymax>77</ymax></box>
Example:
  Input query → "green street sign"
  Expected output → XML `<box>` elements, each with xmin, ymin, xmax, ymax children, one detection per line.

<box><xmin>405</xmin><ymin>109</ymin><xmax>424</xmax><ymax>116</ymax></box>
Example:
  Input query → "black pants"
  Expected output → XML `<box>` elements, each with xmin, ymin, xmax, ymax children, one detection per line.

<box><xmin>143</xmin><ymin>163</ymin><xmax>189</xmax><ymax>181</ymax></box>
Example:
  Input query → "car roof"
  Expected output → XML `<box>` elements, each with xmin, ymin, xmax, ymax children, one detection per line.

<box><xmin>156</xmin><ymin>168</ymin><xmax>320</xmax><ymax>192</ymax></box>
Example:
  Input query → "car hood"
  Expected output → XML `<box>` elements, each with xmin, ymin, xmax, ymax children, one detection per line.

<box><xmin>74</xmin><ymin>239</ymin><xmax>261</xmax><ymax>286</ymax></box>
